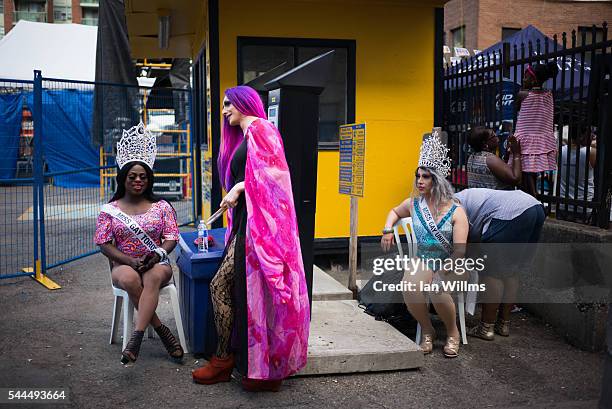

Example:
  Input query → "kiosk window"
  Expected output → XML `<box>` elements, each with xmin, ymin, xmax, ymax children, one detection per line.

<box><xmin>241</xmin><ymin>46</ymin><xmax>295</xmax><ymax>84</ymax></box>
<box><xmin>239</xmin><ymin>39</ymin><xmax>354</xmax><ymax>149</ymax></box>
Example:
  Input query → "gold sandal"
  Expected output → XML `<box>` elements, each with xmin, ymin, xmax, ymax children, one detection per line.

<box><xmin>419</xmin><ymin>331</ymin><xmax>436</xmax><ymax>355</ymax></box>
<box><xmin>443</xmin><ymin>335</ymin><xmax>460</xmax><ymax>358</ymax></box>
<box><xmin>467</xmin><ymin>321</ymin><xmax>495</xmax><ymax>341</ymax></box>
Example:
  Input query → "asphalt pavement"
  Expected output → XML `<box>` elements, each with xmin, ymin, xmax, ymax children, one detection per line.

<box><xmin>0</xmin><ymin>252</ymin><xmax>605</xmax><ymax>409</ymax></box>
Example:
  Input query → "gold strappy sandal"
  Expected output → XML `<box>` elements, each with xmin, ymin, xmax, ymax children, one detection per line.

<box><xmin>419</xmin><ymin>331</ymin><xmax>436</xmax><ymax>355</ymax></box>
<box><xmin>467</xmin><ymin>321</ymin><xmax>495</xmax><ymax>341</ymax></box>
<box><xmin>443</xmin><ymin>335</ymin><xmax>460</xmax><ymax>358</ymax></box>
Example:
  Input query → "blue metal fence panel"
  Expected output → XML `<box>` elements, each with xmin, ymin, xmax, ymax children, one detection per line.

<box><xmin>1</xmin><ymin>71</ymin><xmax>196</xmax><ymax>278</ymax></box>
<box><xmin>39</xmin><ymin>77</ymin><xmax>196</xmax><ymax>271</ymax></box>
<box><xmin>0</xmin><ymin>78</ymin><xmax>35</xmax><ymax>278</ymax></box>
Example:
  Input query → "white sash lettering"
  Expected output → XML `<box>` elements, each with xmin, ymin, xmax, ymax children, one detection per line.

<box><xmin>417</xmin><ymin>198</ymin><xmax>454</xmax><ymax>255</ymax></box>
<box><xmin>101</xmin><ymin>204</ymin><xmax>158</xmax><ymax>252</ymax></box>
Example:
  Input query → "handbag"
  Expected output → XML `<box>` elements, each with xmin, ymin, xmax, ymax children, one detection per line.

<box><xmin>358</xmin><ymin>268</ymin><xmax>412</xmax><ymax>322</ymax></box>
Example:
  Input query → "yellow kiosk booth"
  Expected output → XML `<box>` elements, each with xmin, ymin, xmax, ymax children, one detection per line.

<box><xmin>125</xmin><ymin>0</ymin><xmax>447</xmax><ymax>251</ymax></box>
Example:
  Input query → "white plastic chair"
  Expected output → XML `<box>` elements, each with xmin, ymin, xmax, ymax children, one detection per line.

<box><xmin>393</xmin><ymin>217</ymin><xmax>467</xmax><ymax>346</ymax></box>
<box><xmin>109</xmin><ymin>271</ymin><xmax>188</xmax><ymax>353</ymax></box>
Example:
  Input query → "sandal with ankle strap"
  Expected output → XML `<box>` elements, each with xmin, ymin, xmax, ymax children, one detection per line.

<box><xmin>154</xmin><ymin>324</ymin><xmax>184</xmax><ymax>360</ymax></box>
<box><xmin>443</xmin><ymin>335</ymin><xmax>460</xmax><ymax>358</ymax></box>
<box><xmin>419</xmin><ymin>331</ymin><xmax>436</xmax><ymax>355</ymax></box>
<box><xmin>121</xmin><ymin>330</ymin><xmax>144</xmax><ymax>364</ymax></box>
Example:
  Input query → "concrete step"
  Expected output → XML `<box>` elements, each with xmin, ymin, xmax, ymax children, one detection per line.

<box><xmin>312</xmin><ymin>265</ymin><xmax>353</xmax><ymax>301</ymax></box>
<box><xmin>300</xmin><ymin>299</ymin><xmax>423</xmax><ymax>375</ymax></box>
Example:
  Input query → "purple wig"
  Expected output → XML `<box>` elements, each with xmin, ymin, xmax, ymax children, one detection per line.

<box><xmin>218</xmin><ymin>85</ymin><xmax>267</xmax><ymax>191</ymax></box>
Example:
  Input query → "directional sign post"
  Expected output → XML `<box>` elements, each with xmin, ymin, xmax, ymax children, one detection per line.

<box><xmin>338</xmin><ymin>123</ymin><xmax>365</xmax><ymax>297</ymax></box>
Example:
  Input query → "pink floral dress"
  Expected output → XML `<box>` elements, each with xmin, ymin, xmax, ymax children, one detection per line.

<box><xmin>94</xmin><ymin>200</ymin><xmax>180</xmax><ymax>259</ymax></box>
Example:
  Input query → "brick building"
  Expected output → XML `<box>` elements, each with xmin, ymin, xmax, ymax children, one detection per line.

<box><xmin>1</xmin><ymin>0</ymin><xmax>98</xmax><ymax>40</ymax></box>
<box><xmin>444</xmin><ymin>0</ymin><xmax>612</xmax><ymax>52</ymax></box>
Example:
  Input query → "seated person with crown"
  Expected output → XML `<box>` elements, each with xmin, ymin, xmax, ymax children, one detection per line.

<box><xmin>94</xmin><ymin>122</ymin><xmax>184</xmax><ymax>364</ymax></box>
<box><xmin>380</xmin><ymin>130</ymin><xmax>469</xmax><ymax>358</ymax></box>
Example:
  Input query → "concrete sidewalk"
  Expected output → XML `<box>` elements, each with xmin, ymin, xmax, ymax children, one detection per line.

<box><xmin>0</xmin><ymin>253</ymin><xmax>605</xmax><ymax>408</ymax></box>
<box><xmin>304</xmin><ymin>266</ymin><xmax>422</xmax><ymax>374</ymax></box>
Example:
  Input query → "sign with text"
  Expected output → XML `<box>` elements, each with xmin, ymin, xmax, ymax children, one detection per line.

<box><xmin>339</xmin><ymin>123</ymin><xmax>366</xmax><ymax>197</ymax></box>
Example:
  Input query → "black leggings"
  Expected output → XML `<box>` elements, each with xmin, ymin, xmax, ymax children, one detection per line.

<box><xmin>209</xmin><ymin>237</ymin><xmax>236</xmax><ymax>358</ymax></box>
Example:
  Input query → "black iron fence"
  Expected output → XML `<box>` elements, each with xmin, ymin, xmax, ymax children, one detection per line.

<box><xmin>443</xmin><ymin>23</ymin><xmax>612</xmax><ymax>228</ymax></box>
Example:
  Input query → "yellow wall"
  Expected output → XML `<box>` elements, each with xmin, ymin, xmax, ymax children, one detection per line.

<box><xmin>217</xmin><ymin>0</ymin><xmax>436</xmax><ymax>239</ymax></box>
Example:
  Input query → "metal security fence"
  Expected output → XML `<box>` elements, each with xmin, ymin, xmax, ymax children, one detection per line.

<box><xmin>443</xmin><ymin>23</ymin><xmax>612</xmax><ymax>228</ymax></box>
<box><xmin>0</xmin><ymin>71</ymin><xmax>196</xmax><ymax>280</ymax></box>
<box><xmin>0</xmin><ymin>79</ymin><xmax>35</xmax><ymax>278</ymax></box>
<box><xmin>41</xmin><ymin>166</ymin><xmax>114</xmax><ymax>270</ymax></box>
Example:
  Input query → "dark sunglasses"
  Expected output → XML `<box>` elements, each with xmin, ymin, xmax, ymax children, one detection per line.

<box><xmin>223</xmin><ymin>100</ymin><xmax>232</xmax><ymax>108</ymax></box>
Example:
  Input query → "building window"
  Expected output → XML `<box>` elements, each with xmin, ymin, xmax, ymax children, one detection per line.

<box><xmin>451</xmin><ymin>26</ymin><xmax>465</xmax><ymax>48</ymax></box>
<box><xmin>238</xmin><ymin>38</ymin><xmax>355</xmax><ymax>149</ymax></box>
<box><xmin>578</xmin><ymin>26</ymin><xmax>604</xmax><ymax>46</ymax></box>
<box><xmin>579</xmin><ymin>26</ymin><xmax>605</xmax><ymax>65</ymax></box>
<box><xmin>14</xmin><ymin>1</ymin><xmax>47</xmax><ymax>23</ymax></box>
<box><xmin>82</xmin><ymin>8</ymin><xmax>98</xmax><ymax>26</ymax></box>
<box><xmin>502</xmin><ymin>27</ymin><xmax>521</xmax><ymax>41</ymax></box>
<box><xmin>54</xmin><ymin>7</ymin><xmax>72</xmax><ymax>22</ymax></box>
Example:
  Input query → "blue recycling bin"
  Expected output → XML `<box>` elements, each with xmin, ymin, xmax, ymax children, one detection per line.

<box><xmin>175</xmin><ymin>228</ymin><xmax>226</xmax><ymax>356</ymax></box>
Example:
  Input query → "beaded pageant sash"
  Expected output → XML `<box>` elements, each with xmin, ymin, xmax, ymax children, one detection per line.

<box><xmin>100</xmin><ymin>203</ymin><xmax>158</xmax><ymax>252</ymax></box>
<box><xmin>416</xmin><ymin>198</ymin><xmax>454</xmax><ymax>255</ymax></box>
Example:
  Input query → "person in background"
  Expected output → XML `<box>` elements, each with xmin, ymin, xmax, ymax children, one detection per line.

<box><xmin>454</xmin><ymin>188</ymin><xmax>545</xmax><ymax>340</ymax></box>
<box><xmin>508</xmin><ymin>61</ymin><xmax>559</xmax><ymax>197</ymax></box>
<box><xmin>559</xmin><ymin>125</ymin><xmax>596</xmax><ymax>219</ymax></box>
<box><xmin>467</xmin><ymin>125</ymin><xmax>522</xmax><ymax>189</ymax></box>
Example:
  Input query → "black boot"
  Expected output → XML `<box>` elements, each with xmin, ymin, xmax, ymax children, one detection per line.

<box><xmin>121</xmin><ymin>330</ymin><xmax>144</xmax><ymax>364</ymax></box>
<box><xmin>154</xmin><ymin>323</ymin><xmax>184</xmax><ymax>360</ymax></box>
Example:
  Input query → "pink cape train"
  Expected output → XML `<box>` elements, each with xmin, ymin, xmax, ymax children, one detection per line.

<box><xmin>226</xmin><ymin>118</ymin><xmax>310</xmax><ymax>380</ymax></box>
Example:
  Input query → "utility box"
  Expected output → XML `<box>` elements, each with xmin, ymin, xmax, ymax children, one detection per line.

<box><xmin>263</xmin><ymin>50</ymin><xmax>335</xmax><ymax>305</ymax></box>
<box><xmin>175</xmin><ymin>228</ymin><xmax>226</xmax><ymax>356</ymax></box>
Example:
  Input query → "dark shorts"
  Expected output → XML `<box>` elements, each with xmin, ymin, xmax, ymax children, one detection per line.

<box><xmin>477</xmin><ymin>204</ymin><xmax>546</xmax><ymax>278</ymax></box>
<box><xmin>482</xmin><ymin>204</ymin><xmax>545</xmax><ymax>243</ymax></box>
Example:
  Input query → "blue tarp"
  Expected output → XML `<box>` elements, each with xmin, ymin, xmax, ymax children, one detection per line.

<box><xmin>26</xmin><ymin>90</ymin><xmax>99</xmax><ymax>187</ymax></box>
<box><xmin>0</xmin><ymin>93</ymin><xmax>24</xmax><ymax>180</ymax></box>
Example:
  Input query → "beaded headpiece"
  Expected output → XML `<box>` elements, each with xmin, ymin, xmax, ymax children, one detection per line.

<box><xmin>418</xmin><ymin>128</ymin><xmax>451</xmax><ymax>177</ymax></box>
<box><xmin>116</xmin><ymin>121</ymin><xmax>157</xmax><ymax>170</ymax></box>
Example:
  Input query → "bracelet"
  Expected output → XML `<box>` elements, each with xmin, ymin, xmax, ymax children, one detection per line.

<box><xmin>154</xmin><ymin>247</ymin><xmax>168</xmax><ymax>263</ymax></box>
<box><xmin>382</xmin><ymin>227</ymin><xmax>394</xmax><ymax>235</ymax></box>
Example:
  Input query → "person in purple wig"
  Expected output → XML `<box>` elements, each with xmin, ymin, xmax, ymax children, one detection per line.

<box><xmin>192</xmin><ymin>86</ymin><xmax>310</xmax><ymax>392</ymax></box>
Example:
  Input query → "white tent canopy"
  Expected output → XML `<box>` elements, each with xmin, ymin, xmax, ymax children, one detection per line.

<box><xmin>0</xmin><ymin>21</ymin><xmax>97</xmax><ymax>82</ymax></box>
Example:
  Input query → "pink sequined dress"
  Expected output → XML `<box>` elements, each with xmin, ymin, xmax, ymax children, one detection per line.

<box><xmin>94</xmin><ymin>200</ymin><xmax>180</xmax><ymax>259</ymax></box>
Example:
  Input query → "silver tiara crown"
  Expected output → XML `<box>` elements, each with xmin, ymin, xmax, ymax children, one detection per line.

<box><xmin>116</xmin><ymin>121</ymin><xmax>157</xmax><ymax>170</ymax></box>
<box><xmin>418</xmin><ymin>128</ymin><xmax>451</xmax><ymax>177</ymax></box>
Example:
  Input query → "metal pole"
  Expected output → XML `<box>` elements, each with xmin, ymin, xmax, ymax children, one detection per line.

<box><xmin>32</xmin><ymin>70</ymin><xmax>46</xmax><ymax>276</ymax></box>
<box><xmin>348</xmin><ymin>196</ymin><xmax>358</xmax><ymax>298</ymax></box>
<box><xmin>32</xmin><ymin>71</ymin><xmax>41</xmax><ymax>277</ymax></box>
<box><xmin>31</xmin><ymin>70</ymin><xmax>60</xmax><ymax>290</ymax></box>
